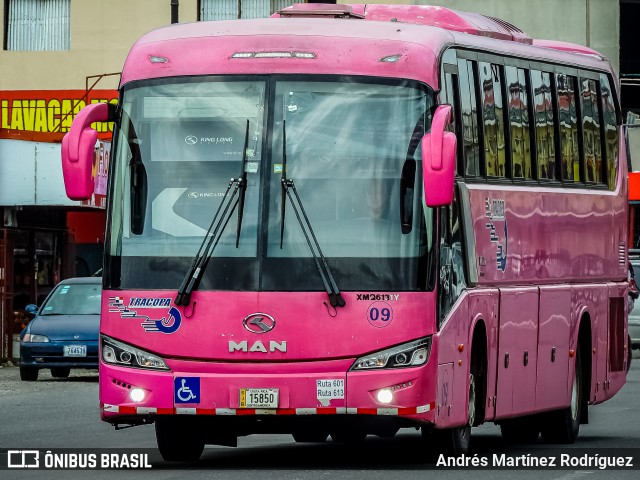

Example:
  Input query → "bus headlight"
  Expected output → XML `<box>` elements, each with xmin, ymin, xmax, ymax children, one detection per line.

<box><xmin>101</xmin><ymin>335</ymin><xmax>170</xmax><ymax>371</ymax></box>
<box><xmin>350</xmin><ymin>337</ymin><xmax>432</xmax><ymax>371</ymax></box>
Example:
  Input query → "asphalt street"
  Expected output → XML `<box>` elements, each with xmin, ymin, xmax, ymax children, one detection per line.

<box><xmin>1</xmin><ymin>353</ymin><xmax>639</xmax><ymax>480</ymax></box>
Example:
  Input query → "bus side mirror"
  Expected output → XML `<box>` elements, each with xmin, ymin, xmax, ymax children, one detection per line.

<box><xmin>61</xmin><ymin>102</ymin><xmax>114</xmax><ymax>200</ymax></box>
<box><xmin>421</xmin><ymin>104</ymin><xmax>456</xmax><ymax>207</ymax></box>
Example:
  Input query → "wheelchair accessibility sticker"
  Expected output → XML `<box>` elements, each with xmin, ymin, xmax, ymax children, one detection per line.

<box><xmin>175</xmin><ymin>377</ymin><xmax>200</xmax><ymax>404</ymax></box>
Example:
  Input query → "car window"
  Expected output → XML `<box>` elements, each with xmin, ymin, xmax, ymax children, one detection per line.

<box><xmin>41</xmin><ymin>283</ymin><xmax>102</xmax><ymax>316</ymax></box>
<box><xmin>633</xmin><ymin>263</ymin><xmax>640</xmax><ymax>280</ymax></box>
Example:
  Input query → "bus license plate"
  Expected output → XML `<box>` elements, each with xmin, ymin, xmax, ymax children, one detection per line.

<box><xmin>239</xmin><ymin>388</ymin><xmax>279</xmax><ymax>408</ymax></box>
<box><xmin>63</xmin><ymin>345</ymin><xmax>87</xmax><ymax>357</ymax></box>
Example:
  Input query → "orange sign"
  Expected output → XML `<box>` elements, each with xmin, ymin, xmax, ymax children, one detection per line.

<box><xmin>630</xmin><ymin>171</ymin><xmax>640</xmax><ymax>202</ymax></box>
<box><xmin>0</xmin><ymin>90</ymin><xmax>118</xmax><ymax>142</ymax></box>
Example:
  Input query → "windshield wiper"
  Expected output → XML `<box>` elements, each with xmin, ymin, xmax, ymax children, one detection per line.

<box><xmin>175</xmin><ymin>120</ymin><xmax>250</xmax><ymax>307</ymax></box>
<box><xmin>279</xmin><ymin>120</ymin><xmax>346</xmax><ymax>309</ymax></box>
<box><xmin>235</xmin><ymin>119</ymin><xmax>250</xmax><ymax>248</ymax></box>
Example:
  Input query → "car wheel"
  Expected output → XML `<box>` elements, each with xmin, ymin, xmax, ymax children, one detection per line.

<box><xmin>20</xmin><ymin>367</ymin><xmax>38</xmax><ymax>381</ymax></box>
<box><xmin>155</xmin><ymin>417</ymin><xmax>204</xmax><ymax>462</ymax></box>
<box><xmin>51</xmin><ymin>367</ymin><xmax>71</xmax><ymax>378</ymax></box>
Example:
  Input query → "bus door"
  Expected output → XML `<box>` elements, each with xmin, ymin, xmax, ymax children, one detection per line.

<box><xmin>495</xmin><ymin>287</ymin><xmax>539</xmax><ymax>418</ymax></box>
<box><xmin>535</xmin><ymin>287</ymin><xmax>571</xmax><ymax>411</ymax></box>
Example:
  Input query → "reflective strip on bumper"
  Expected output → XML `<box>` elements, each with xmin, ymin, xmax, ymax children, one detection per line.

<box><xmin>101</xmin><ymin>402</ymin><xmax>435</xmax><ymax>416</ymax></box>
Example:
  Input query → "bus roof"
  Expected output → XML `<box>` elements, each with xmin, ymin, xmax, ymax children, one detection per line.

<box><xmin>276</xmin><ymin>3</ymin><xmax>532</xmax><ymax>45</ymax></box>
<box><xmin>120</xmin><ymin>4</ymin><xmax>614</xmax><ymax>89</ymax></box>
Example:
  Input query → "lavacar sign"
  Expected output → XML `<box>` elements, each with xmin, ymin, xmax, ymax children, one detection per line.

<box><xmin>0</xmin><ymin>90</ymin><xmax>118</xmax><ymax>142</ymax></box>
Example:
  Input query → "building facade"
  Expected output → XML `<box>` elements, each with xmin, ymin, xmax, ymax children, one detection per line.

<box><xmin>0</xmin><ymin>0</ymin><xmax>622</xmax><ymax>359</ymax></box>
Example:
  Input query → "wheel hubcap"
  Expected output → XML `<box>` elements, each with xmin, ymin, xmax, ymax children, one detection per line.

<box><xmin>570</xmin><ymin>370</ymin><xmax>578</xmax><ymax>420</ymax></box>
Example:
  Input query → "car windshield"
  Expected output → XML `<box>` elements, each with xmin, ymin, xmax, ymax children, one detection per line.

<box><xmin>632</xmin><ymin>262</ymin><xmax>640</xmax><ymax>280</ymax></box>
<box><xmin>40</xmin><ymin>283</ymin><xmax>102</xmax><ymax>316</ymax></box>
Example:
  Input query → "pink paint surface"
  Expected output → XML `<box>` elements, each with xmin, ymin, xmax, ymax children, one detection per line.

<box><xmin>92</xmin><ymin>4</ymin><xmax>627</xmax><ymax>430</ymax></box>
<box><xmin>100</xmin><ymin>291</ymin><xmax>438</xmax><ymax>420</ymax></box>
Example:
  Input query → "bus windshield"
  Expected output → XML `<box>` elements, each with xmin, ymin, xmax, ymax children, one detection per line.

<box><xmin>106</xmin><ymin>76</ymin><xmax>435</xmax><ymax>292</ymax></box>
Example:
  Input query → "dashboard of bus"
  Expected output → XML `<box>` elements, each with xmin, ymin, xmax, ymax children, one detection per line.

<box><xmin>104</xmin><ymin>75</ymin><xmax>436</xmax><ymax>292</ymax></box>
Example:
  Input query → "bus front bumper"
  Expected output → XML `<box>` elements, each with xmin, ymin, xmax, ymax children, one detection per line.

<box><xmin>99</xmin><ymin>357</ymin><xmax>437</xmax><ymax>427</ymax></box>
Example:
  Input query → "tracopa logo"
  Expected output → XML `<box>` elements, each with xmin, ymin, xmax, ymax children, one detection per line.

<box><xmin>185</xmin><ymin>135</ymin><xmax>198</xmax><ymax>145</ymax></box>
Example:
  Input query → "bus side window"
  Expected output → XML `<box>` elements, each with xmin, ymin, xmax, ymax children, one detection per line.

<box><xmin>531</xmin><ymin>70</ymin><xmax>556</xmax><ymax>180</ymax></box>
<box><xmin>580</xmin><ymin>78</ymin><xmax>603</xmax><ymax>184</ymax></box>
<box><xmin>479</xmin><ymin>62</ymin><xmax>507</xmax><ymax>178</ymax></box>
<box><xmin>437</xmin><ymin>189</ymin><xmax>466</xmax><ymax>327</ymax></box>
<box><xmin>600</xmin><ymin>75</ymin><xmax>619</xmax><ymax>190</ymax></box>
<box><xmin>443</xmin><ymin>72</ymin><xmax>457</xmax><ymax>130</ymax></box>
<box><xmin>556</xmin><ymin>74</ymin><xmax>581</xmax><ymax>182</ymax></box>
<box><xmin>505</xmin><ymin>66</ymin><xmax>533</xmax><ymax>179</ymax></box>
<box><xmin>457</xmin><ymin>58</ymin><xmax>481</xmax><ymax>178</ymax></box>
<box><xmin>443</xmin><ymin>69</ymin><xmax>462</xmax><ymax>175</ymax></box>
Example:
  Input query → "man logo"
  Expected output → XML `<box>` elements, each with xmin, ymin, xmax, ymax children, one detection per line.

<box><xmin>243</xmin><ymin>313</ymin><xmax>275</xmax><ymax>334</ymax></box>
<box><xmin>185</xmin><ymin>135</ymin><xmax>198</xmax><ymax>145</ymax></box>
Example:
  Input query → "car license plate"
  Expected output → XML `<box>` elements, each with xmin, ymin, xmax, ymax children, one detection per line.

<box><xmin>239</xmin><ymin>388</ymin><xmax>279</xmax><ymax>408</ymax></box>
<box><xmin>63</xmin><ymin>345</ymin><xmax>87</xmax><ymax>357</ymax></box>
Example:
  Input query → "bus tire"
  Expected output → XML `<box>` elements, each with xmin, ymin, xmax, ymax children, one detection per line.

<box><xmin>292</xmin><ymin>431</ymin><xmax>329</xmax><ymax>443</ymax></box>
<box><xmin>499</xmin><ymin>416</ymin><xmax>540</xmax><ymax>443</ymax></box>
<box><xmin>434</xmin><ymin>371</ymin><xmax>476</xmax><ymax>455</ymax></box>
<box><xmin>434</xmin><ymin>423</ymin><xmax>470</xmax><ymax>455</ymax></box>
<box><xmin>155</xmin><ymin>417</ymin><xmax>205</xmax><ymax>462</ymax></box>
<box><xmin>541</xmin><ymin>345</ymin><xmax>583</xmax><ymax>444</ymax></box>
<box><xmin>330</xmin><ymin>430</ymin><xmax>367</xmax><ymax>443</ymax></box>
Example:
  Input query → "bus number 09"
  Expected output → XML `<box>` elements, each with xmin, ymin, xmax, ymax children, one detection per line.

<box><xmin>369</xmin><ymin>307</ymin><xmax>391</xmax><ymax>322</ymax></box>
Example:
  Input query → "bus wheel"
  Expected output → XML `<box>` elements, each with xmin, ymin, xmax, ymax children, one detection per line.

<box><xmin>292</xmin><ymin>431</ymin><xmax>329</xmax><ymax>443</ymax></box>
<box><xmin>330</xmin><ymin>430</ymin><xmax>367</xmax><ymax>443</ymax></box>
<box><xmin>500</xmin><ymin>417</ymin><xmax>540</xmax><ymax>443</ymax></box>
<box><xmin>155</xmin><ymin>417</ymin><xmax>205</xmax><ymax>462</ymax></box>
<box><xmin>434</xmin><ymin>372</ymin><xmax>475</xmax><ymax>455</ymax></box>
<box><xmin>541</xmin><ymin>346</ymin><xmax>583</xmax><ymax>444</ymax></box>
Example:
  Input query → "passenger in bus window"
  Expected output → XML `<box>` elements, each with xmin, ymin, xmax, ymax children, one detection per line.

<box><xmin>344</xmin><ymin>179</ymin><xmax>401</xmax><ymax>256</ymax></box>
<box><xmin>365</xmin><ymin>179</ymin><xmax>390</xmax><ymax>220</ymax></box>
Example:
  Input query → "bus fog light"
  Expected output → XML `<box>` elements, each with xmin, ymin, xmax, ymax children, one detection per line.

<box><xmin>377</xmin><ymin>389</ymin><xmax>393</xmax><ymax>404</ymax></box>
<box><xmin>130</xmin><ymin>388</ymin><xmax>145</xmax><ymax>403</ymax></box>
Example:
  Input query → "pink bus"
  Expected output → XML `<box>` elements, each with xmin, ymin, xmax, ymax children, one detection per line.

<box><xmin>61</xmin><ymin>4</ymin><xmax>629</xmax><ymax>460</ymax></box>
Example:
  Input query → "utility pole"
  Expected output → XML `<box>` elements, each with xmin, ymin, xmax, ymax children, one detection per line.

<box><xmin>171</xmin><ymin>0</ymin><xmax>179</xmax><ymax>24</ymax></box>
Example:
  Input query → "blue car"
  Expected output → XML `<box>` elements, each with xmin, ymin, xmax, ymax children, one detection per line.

<box><xmin>20</xmin><ymin>277</ymin><xmax>101</xmax><ymax>381</ymax></box>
